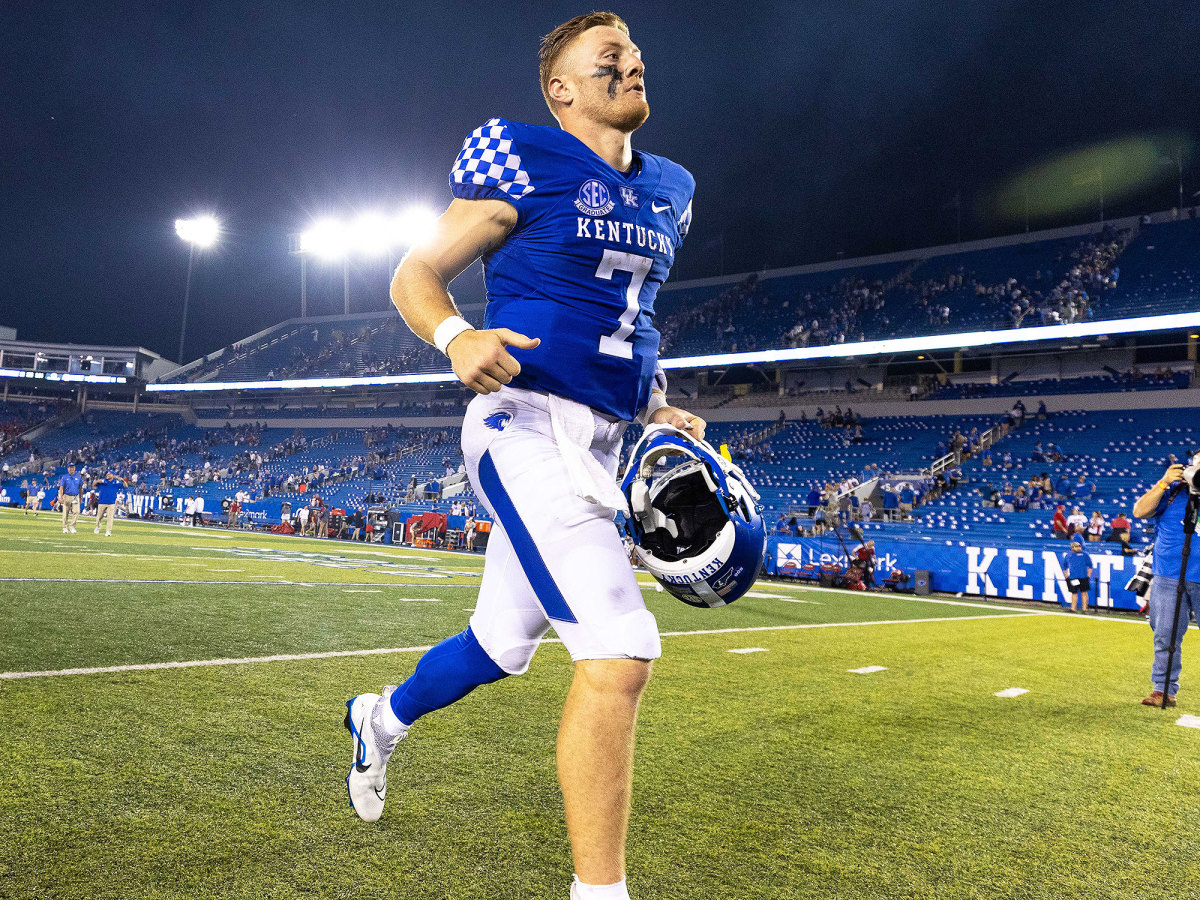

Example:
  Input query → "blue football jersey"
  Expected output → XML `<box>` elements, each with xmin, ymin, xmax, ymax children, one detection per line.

<box><xmin>450</xmin><ymin>117</ymin><xmax>695</xmax><ymax>421</ymax></box>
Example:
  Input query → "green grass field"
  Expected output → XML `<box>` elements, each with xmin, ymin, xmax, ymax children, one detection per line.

<box><xmin>3</xmin><ymin>506</ymin><xmax>1200</xmax><ymax>899</ymax></box>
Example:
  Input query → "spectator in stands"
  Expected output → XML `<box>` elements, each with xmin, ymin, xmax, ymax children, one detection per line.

<box><xmin>859</xmin><ymin>497</ymin><xmax>873</xmax><ymax>522</ymax></box>
<box><xmin>1031</xmin><ymin>443</ymin><xmax>1046</xmax><ymax>463</ymax></box>
<box><xmin>1107</xmin><ymin>529</ymin><xmax>1134</xmax><ymax>556</ymax></box>
<box><xmin>1133</xmin><ymin>458</ymin><xmax>1200</xmax><ymax>707</ymax></box>
<box><xmin>1109</xmin><ymin>511</ymin><xmax>1132</xmax><ymax>540</ymax></box>
<box><xmin>1060</xmin><ymin>540</ymin><xmax>1093</xmax><ymax>613</ymax></box>
<box><xmin>1014</xmin><ymin>486</ymin><xmax>1029</xmax><ymax>512</ymax></box>
<box><xmin>1054</xmin><ymin>473</ymin><xmax>1073</xmax><ymax>498</ymax></box>
<box><xmin>775</xmin><ymin>514</ymin><xmax>787</xmax><ymax>535</ymax></box>
<box><xmin>1052</xmin><ymin>505</ymin><xmax>1069</xmax><ymax>538</ymax></box>
<box><xmin>1086</xmin><ymin>511</ymin><xmax>1105</xmax><ymax>542</ymax></box>
<box><xmin>898</xmin><ymin>483</ymin><xmax>915</xmax><ymax>520</ymax></box>
<box><xmin>813</xmin><ymin>506</ymin><xmax>826</xmax><ymax>534</ymax></box>
<box><xmin>805</xmin><ymin>487</ymin><xmax>821</xmax><ymax>516</ymax></box>
<box><xmin>881</xmin><ymin>485</ymin><xmax>899</xmax><ymax>521</ymax></box>
<box><xmin>1075</xmin><ymin>474</ymin><xmax>1096</xmax><ymax>499</ymax></box>
<box><xmin>1027</xmin><ymin>479</ymin><xmax>1043</xmax><ymax>509</ymax></box>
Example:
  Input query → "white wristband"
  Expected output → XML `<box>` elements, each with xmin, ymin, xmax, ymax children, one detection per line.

<box><xmin>433</xmin><ymin>316</ymin><xmax>475</xmax><ymax>355</ymax></box>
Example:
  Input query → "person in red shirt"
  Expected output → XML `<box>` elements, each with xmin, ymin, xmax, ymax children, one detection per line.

<box><xmin>1052</xmin><ymin>505</ymin><xmax>1069</xmax><ymax>538</ymax></box>
<box><xmin>1110</xmin><ymin>511</ymin><xmax>1131</xmax><ymax>536</ymax></box>
<box><xmin>853</xmin><ymin>540</ymin><xmax>877</xmax><ymax>589</ymax></box>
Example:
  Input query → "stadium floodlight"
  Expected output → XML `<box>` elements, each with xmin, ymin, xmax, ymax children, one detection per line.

<box><xmin>350</xmin><ymin>212</ymin><xmax>395</xmax><ymax>257</ymax></box>
<box><xmin>175</xmin><ymin>215</ymin><xmax>220</xmax><ymax>249</ymax></box>
<box><xmin>296</xmin><ymin>206</ymin><xmax>439</xmax><ymax>316</ymax></box>
<box><xmin>174</xmin><ymin>214</ymin><xmax>221</xmax><ymax>363</ymax></box>
<box><xmin>299</xmin><ymin>218</ymin><xmax>350</xmax><ymax>260</ymax></box>
<box><xmin>393</xmin><ymin>206</ymin><xmax>438</xmax><ymax>248</ymax></box>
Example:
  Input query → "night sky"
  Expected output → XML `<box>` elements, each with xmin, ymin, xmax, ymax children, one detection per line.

<box><xmin>2</xmin><ymin>1</ymin><xmax>1197</xmax><ymax>362</ymax></box>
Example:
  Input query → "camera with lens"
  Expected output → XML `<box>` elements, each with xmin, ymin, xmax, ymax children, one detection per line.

<box><xmin>1182</xmin><ymin>451</ymin><xmax>1200</xmax><ymax>495</ymax></box>
<box><xmin>1125</xmin><ymin>551</ymin><xmax>1154</xmax><ymax>597</ymax></box>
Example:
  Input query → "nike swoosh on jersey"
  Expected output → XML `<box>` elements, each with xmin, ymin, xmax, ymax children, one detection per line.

<box><xmin>651</xmin><ymin>202</ymin><xmax>671</xmax><ymax>213</ymax></box>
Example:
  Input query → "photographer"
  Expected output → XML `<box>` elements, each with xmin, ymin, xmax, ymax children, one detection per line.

<box><xmin>1132</xmin><ymin>457</ymin><xmax>1200</xmax><ymax>708</ymax></box>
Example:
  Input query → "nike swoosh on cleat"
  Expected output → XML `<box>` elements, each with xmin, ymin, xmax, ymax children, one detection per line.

<box><xmin>651</xmin><ymin>202</ymin><xmax>671</xmax><ymax>213</ymax></box>
<box><xmin>354</xmin><ymin>715</ymin><xmax>370</xmax><ymax>770</ymax></box>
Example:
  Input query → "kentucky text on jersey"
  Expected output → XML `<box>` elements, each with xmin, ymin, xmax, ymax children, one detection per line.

<box><xmin>575</xmin><ymin>218</ymin><xmax>676</xmax><ymax>255</ymax></box>
<box><xmin>450</xmin><ymin>117</ymin><xmax>695</xmax><ymax>421</ymax></box>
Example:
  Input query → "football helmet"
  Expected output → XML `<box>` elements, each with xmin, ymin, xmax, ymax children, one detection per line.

<box><xmin>621</xmin><ymin>425</ymin><xmax>766</xmax><ymax>607</ymax></box>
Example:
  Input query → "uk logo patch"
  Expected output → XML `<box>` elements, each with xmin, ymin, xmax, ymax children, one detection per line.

<box><xmin>484</xmin><ymin>411</ymin><xmax>514</xmax><ymax>431</ymax></box>
<box><xmin>711</xmin><ymin>567</ymin><xmax>739</xmax><ymax>595</ymax></box>
<box><xmin>619</xmin><ymin>185</ymin><xmax>639</xmax><ymax>209</ymax></box>
<box><xmin>575</xmin><ymin>179</ymin><xmax>615</xmax><ymax>216</ymax></box>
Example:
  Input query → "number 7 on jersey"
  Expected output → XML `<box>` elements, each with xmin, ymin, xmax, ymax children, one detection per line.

<box><xmin>595</xmin><ymin>249</ymin><xmax>653</xmax><ymax>360</ymax></box>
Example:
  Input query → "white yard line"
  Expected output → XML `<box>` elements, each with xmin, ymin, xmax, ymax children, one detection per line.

<box><xmin>0</xmin><ymin>611</ymin><xmax>1042</xmax><ymax>680</ymax></box>
<box><xmin>0</xmin><ymin>577</ymin><xmax>462</xmax><ymax>588</ymax></box>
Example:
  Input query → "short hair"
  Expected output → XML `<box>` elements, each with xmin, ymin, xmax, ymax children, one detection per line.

<box><xmin>539</xmin><ymin>11</ymin><xmax>629</xmax><ymax>115</ymax></box>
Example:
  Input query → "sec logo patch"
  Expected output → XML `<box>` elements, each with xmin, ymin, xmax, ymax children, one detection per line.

<box><xmin>575</xmin><ymin>179</ymin><xmax>615</xmax><ymax>216</ymax></box>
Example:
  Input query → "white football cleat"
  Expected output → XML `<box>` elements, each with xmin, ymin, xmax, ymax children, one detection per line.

<box><xmin>94</xmin><ymin>528</ymin><xmax>100</xmax><ymax>534</ymax></box>
<box><xmin>344</xmin><ymin>687</ymin><xmax>405</xmax><ymax>822</ymax></box>
<box><xmin>69</xmin><ymin>527</ymin><xmax>77</xmax><ymax>533</ymax></box>
<box><xmin>63</xmin><ymin>528</ymin><xmax>69</xmax><ymax>533</ymax></box>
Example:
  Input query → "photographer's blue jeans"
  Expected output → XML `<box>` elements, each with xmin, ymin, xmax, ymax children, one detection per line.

<box><xmin>1148</xmin><ymin>576</ymin><xmax>1200</xmax><ymax>695</ymax></box>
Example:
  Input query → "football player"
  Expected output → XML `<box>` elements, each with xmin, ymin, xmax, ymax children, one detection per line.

<box><xmin>344</xmin><ymin>12</ymin><xmax>704</xmax><ymax>899</ymax></box>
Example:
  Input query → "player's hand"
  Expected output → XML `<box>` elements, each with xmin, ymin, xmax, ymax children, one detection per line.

<box><xmin>651</xmin><ymin>406</ymin><xmax>706</xmax><ymax>441</ymax></box>
<box><xmin>447</xmin><ymin>328</ymin><xmax>540</xmax><ymax>394</ymax></box>
<box><xmin>1162</xmin><ymin>464</ymin><xmax>1184</xmax><ymax>486</ymax></box>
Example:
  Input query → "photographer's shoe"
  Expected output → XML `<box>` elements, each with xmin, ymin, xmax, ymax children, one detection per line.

<box><xmin>1141</xmin><ymin>691</ymin><xmax>1177</xmax><ymax>708</ymax></box>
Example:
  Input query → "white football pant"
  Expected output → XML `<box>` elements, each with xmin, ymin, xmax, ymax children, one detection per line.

<box><xmin>461</xmin><ymin>387</ymin><xmax>661</xmax><ymax>674</ymax></box>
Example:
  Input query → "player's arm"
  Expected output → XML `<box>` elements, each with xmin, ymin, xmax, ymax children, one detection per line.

<box><xmin>390</xmin><ymin>198</ymin><xmax>539</xmax><ymax>394</ymax></box>
<box><xmin>640</xmin><ymin>364</ymin><xmax>707</xmax><ymax>440</ymax></box>
<box><xmin>1133</xmin><ymin>464</ymin><xmax>1183</xmax><ymax>518</ymax></box>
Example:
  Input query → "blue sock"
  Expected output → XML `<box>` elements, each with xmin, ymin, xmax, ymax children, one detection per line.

<box><xmin>390</xmin><ymin>626</ymin><xmax>507</xmax><ymax>726</ymax></box>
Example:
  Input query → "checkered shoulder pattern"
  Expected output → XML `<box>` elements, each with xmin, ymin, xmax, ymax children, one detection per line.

<box><xmin>451</xmin><ymin>118</ymin><xmax>534</xmax><ymax>201</ymax></box>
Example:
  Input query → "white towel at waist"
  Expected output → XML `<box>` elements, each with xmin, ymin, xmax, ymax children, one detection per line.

<box><xmin>547</xmin><ymin>393</ymin><xmax>629</xmax><ymax>516</ymax></box>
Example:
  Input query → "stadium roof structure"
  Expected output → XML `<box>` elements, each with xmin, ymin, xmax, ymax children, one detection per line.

<box><xmin>0</xmin><ymin>338</ymin><xmax>176</xmax><ymax>386</ymax></box>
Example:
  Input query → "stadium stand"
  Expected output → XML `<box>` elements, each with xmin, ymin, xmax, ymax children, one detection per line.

<box><xmin>154</xmin><ymin>215</ymin><xmax>1200</xmax><ymax>385</ymax></box>
<box><xmin>930</xmin><ymin>370</ymin><xmax>1191</xmax><ymax>399</ymax></box>
<box><xmin>6</xmin><ymin>398</ymin><xmax>1194</xmax><ymax>558</ymax></box>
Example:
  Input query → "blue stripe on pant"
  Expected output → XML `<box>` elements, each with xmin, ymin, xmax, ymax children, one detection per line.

<box><xmin>477</xmin><ymin>448</ymin><xmax>578</xmax><ymax>624</ymax></box>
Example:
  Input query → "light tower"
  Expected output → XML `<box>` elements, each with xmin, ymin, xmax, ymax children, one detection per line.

<box><xmin>174</xmin><ymin>215</ymin><xmax>220</xmax><ymax>363</ymax></box>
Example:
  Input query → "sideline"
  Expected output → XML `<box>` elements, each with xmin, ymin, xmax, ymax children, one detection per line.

<box><xmin>0</xmin><ymin>611</ymin><xmax>1042</xmax><ymax>680</ymax></box>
